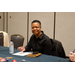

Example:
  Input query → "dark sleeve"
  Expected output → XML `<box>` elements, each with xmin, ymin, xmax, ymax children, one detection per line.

<box><xmin>24</xmin><ymin>36</ymin><xmax>32</xmax><ymax>52</ymax></box>
<box><xmin>43</xmin><ymin>39</ymin><xmax>52</xmax><ymax>55</ymax></box>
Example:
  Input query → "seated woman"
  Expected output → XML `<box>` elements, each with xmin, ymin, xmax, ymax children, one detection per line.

<box><xmin>18</xmin><ymin>20</ymin><xmax>52</xmax><ymax>55</ymax></box>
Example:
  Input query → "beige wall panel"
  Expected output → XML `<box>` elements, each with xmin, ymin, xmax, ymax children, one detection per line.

<box><xmin>28</xmin><ymin>12</ymin><xmax>54</xmax><ymax>40</ymax></box>
<box><xmin>55</xmin><ymin>12</ymin><xmax>75</xmax><ymax>56</ymax></box>
<box><xmin>0</xmin><ymin>12</ymin><xmax>3</xmax><ymax>31</ymax></box>
<box><xmin>8</xmin><ymin>12</ymin><xmax>27</xmax><ymax>46</ymax></box>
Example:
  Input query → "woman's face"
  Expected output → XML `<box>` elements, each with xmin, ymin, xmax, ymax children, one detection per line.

<box><xmin>31</xmin><ymin>22</ymin><xmax>41</xmax><ymax>36</ymax></box>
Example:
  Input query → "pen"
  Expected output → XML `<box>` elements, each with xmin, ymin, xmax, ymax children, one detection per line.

<box><xmin>19</xmin><ymin>51</ymin><xmax>24</xmax><ymax>54</ymax></box>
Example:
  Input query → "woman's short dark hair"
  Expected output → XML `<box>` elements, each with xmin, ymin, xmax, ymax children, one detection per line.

<box><xmin>31</xmin><ymin>20</ymin><xmax>41</xmax><ymax>26</ymax></box>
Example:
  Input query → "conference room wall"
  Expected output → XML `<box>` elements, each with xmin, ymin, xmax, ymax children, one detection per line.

<box><xmin>0</xmin><ymin>12</ymin><xmax>3</xmax><ymax>31</ymax></box>
<box><xmin>55</xmin><ymin>12</ymin><xmax>75</xmax><ymax>56</ymax></box>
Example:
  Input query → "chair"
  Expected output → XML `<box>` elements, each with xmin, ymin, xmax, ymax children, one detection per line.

<box><xmin>0</xmin><ymin>32</ymin><xmax>3</xmax><ymax>46</ymax></box>
<box><xmin>50</xmin><ymin>39</ymin><xmax>66</xmax><ymax>58</ymax></box>
<box><xmin>0</xmin><ymin>31</ymin><xmax>9</xmax><ymax>47</ymax></box>
<box><xmin>11</xmin><ymin>34</ymin><xmax>24</xmax><ymax>49</ymax></box>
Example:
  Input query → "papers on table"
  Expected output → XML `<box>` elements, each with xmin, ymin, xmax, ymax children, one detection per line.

<box><xmin>12</xmin><ymin>52</ymin><xmax>32</xmax><ymax>56</ymax></box>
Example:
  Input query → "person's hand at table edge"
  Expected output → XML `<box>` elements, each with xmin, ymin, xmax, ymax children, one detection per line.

<box><xmin>69</xmin><ymin>51</ymin><xmax>75</xmax><ymax>62</ymax></box>
<box><xmin>17</xmin><ymin>46</ymin><xmax>25</xmax><ymax>52</ymax></box>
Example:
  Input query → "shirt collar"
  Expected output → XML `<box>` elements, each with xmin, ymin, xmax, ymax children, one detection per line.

<box><xmin>33</xmin><ymin>31</ymin><xmax>44</xmax><ymax>39</ymax></box>
<box><xmin>38</xmin><ymin>31</ymin><xmax>44</xmax><ymax>39</ymax></box>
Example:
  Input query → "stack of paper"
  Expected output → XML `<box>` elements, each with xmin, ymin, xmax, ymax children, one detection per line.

<box><xmin>12</xmin><ymin>52</ymin><xmax>32</xmax><ymax>56</ymax></box>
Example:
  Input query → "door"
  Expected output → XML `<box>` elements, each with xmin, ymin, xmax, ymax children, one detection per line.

<box><xmin>8</xmin><ymin>12</ymin><xmax>27</xmax><ymax>46</ymax></box>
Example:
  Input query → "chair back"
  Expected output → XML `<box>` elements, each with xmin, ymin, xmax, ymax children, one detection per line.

<box><xmin>0</xmin><ymin>31</ymin><xmax>9</xmax><ymax>47</ymax></box>
<box><xmin>11</xmin><ymin>34</ymin><xmax>24</xmax><ymax>49</ymax></box>
<box><xmin>50</xmin><ymin>39</ymin><xmax>66</xmax><ymax>58</ymax></box>
<box><xmin>0</xmin><ymin>33</ymin><xmax>4</xmax><ymax>46</ymax></box>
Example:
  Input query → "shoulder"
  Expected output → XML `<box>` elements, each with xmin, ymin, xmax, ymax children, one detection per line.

<box><xmin>31</xmin><ymin>34</ymin><xmax>34</xmax><ymax>38</ymax></box>
<box><xmin>43</xmin><ymin>34</ymin><xmax>50</xmax><ymax>40</ymax></box>
<box><xmin>41</xmin><ymin>31</ymin><xmax>50</xmax><ymax>39</ymax></box>
<box><xmin>29</xmin><ymin>34</ymin><xmax>35</xmax><ymax>40</ymax></box>
<box><xmin>42</xmin><ymin>32</ymin><xmax>51</xmax><ymax>45</ymax></box>
<box><xmin>42</xmin><ymin>32</ymin><xmax>50</xmax><ymax>41</ymax></box>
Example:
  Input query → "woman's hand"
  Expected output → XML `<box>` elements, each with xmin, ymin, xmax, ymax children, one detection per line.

<box><xmin>17</xmin><ymin>46</ymin><xmax>25</xmax><ymax>52</ymax></box>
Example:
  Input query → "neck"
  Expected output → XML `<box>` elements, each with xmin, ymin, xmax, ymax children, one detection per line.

<box><xmin>35</xmin><ymin>32</ymin><xmax>42</xmax><ymax>38</ymax></box>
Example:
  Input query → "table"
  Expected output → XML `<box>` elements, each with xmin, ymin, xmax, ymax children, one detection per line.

<box><xmin>0</xmin><ymin>46</ymin><xmax>70</xmax><ymax>62</ymax></box>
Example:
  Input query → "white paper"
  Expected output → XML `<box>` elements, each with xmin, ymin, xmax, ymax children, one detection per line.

<box><xmin>12</xmin><ymin>52</ymin><xmax>32</xmax><ymax>56</ymax></box>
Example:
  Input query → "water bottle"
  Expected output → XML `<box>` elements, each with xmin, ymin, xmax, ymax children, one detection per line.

<box><xmin>9</xmin><ymin>40</ymin><xmax>14</xmax><ymax>54</ymax></box>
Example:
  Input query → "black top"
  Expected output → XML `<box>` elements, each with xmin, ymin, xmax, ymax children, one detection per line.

<box><xmin>24</xmin><ymin>31</ymin><xmax>52</xmax><ymax>55</ymax></box>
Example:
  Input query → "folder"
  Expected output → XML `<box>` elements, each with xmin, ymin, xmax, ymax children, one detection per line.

<box><xmin>27</xmin><ymin>53</ymin><xmax>41</xmax><ymax>57</ymax></box>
